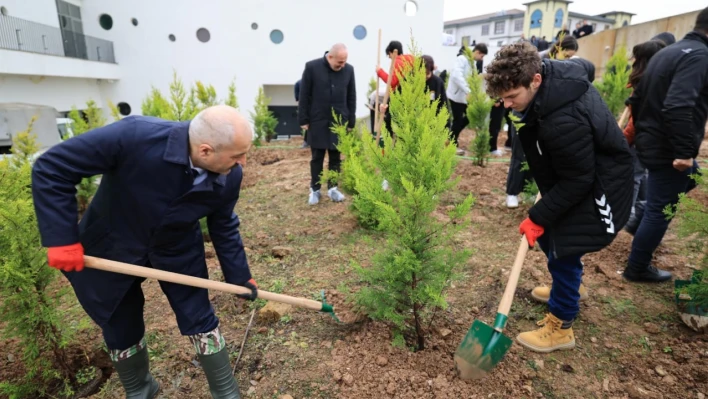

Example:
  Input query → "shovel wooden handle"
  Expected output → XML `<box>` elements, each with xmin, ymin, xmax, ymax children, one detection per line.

<box><xmin>83</xmin><ymin>256</ymin><xmax>325</xmax><ymax>311</ymax></box>
<box><xmin>496</xmin><ymin>192</ymin><xmax>542</xmax><ymax>318</ymax></box>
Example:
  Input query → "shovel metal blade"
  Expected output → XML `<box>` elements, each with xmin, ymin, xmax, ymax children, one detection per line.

<box><xmin>454</xmin><ymin>319</ymin><xmax>512</xmax><ymax>380</ymax></box>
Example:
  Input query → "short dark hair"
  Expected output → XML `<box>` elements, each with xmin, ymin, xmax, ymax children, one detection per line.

<box><xmin>694</xmin><ymin>6</ymin><xmax>708</xmax><ymax>34</ymax></box>
<box><xmin>473</xmin><ymin>43</ymin><xmax>488</xmax><ymax>55</ymax></box>
<box><xmin>422</xmin><ymin>55</ymin><xmax>435</xmax><ymax>73</ymax></box>
<box><xmin>385</xmin><ymin>40</ymin><xmax>403</xmax><ymax>55</ymax></box>
<box><xmin>485</xmin><ymin>42</ymin><xmax>542</xmax><ymax>98</ymax></box>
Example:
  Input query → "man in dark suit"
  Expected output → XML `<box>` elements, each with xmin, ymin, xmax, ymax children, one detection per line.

<box><xmin>31</xmin><ymin>105</ymin><xmax>255</xmax><ymax>399</ymax></box>
<box><xmin>298</xmin><ymin>43</ymin><xmax>356</xmax><ymax>205</ymax></box>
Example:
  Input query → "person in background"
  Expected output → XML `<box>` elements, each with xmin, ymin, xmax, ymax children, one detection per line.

<box><xmin>422</xmin><ymin>55</ymin><xmax>451</xmax><ymax>128</ymax></box>
<box><xmin>556</xmin><ymin>24</ymin><xmax>570</xmax><ymax>42</ymax></box>
<box><xmin>623</xmin><ymin>9</ymin><xmax>708</xmax><ymax>282</ymax></box>
<box><xmin>376</xmin><ymin>40</ymin><xmax>416</xmax><ymax>139</ymax></box>
<box><xmin>298</xmin><ymin>43</ymin><xmax>356</xmax><ymax>206</ymax></box>
<box><xmin>504</xmin><ymin>113</ymin><xmax>532</xmax><ymax>208</ymax></box>
<box><xmin>446</xmin><ymin>43</ymin><xmax>488</xmax><ymax>154</ymax></box>
<box><xmin>539</xmin><ymin>35</ymin><xmax>578</xmax><ymax>59</ymax></box>
<box><xmin>622</xmin><ymin>34</ymin><xmax>674</xmax><ymax>235</ymax></box>
<box><xmin>488</xmin><ymin>99</ymin><xmax>513</xmax><ymax>156</ymax></box>
<box><xmin>537</xmin><ymin>36</ymin><xmax>550</xmax><ymax>51</ymax></box>
<box><xmin>295</xmin><ymin>79</ymin><xmax>309</xmax><ymax>149</ymax></box>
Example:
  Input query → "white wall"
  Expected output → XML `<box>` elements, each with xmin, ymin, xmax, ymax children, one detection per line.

<box><xmin>0</xmin><ymin>0</ymin><xmax>61</xmax><ymax>27</ymax></box>
<box><xmin>0</xmin><ymin>75</ymin><xmax>109</xmax><ymax>112</ymax></box>
<box><xmin>448</xmin><ymin>18</ymin><xmax>524</xmax><ymax>49</ymax></box>
<box><xmin>72</xmin><ymin>0</ymin><xmax>445</xmax><ymax>120</ymax></box>
<box><xmin>0</xmin><ymin>49</ymin><xmax>121</xmax><ymax>79</ymax></box>
<box><xmin>264</xmin><ymin>85</ymin><xmax>296</xmax><ymax>107</ymax></box>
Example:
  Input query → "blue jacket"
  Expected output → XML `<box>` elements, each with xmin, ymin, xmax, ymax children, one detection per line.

<box><xmin>31</xmin><ymin>116</ymin><xmax>251</xmax><ymax>325</ymax></box>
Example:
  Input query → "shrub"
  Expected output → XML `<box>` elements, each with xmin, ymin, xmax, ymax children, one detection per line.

<box><xmin>0</xmin><ymin>122</ymin><xmax>74</xmax><ymax>398</ymax></box>
<box><xmin>250</xmin><ymin>86</ymin><xmax>278</xmax><ymax>146</ymax></box>
<box><xmin>346</xmin><ymin>38</ymin><xmax>475</xmax><ymax>350</ymax></box>
<box><xmin>594</xmin><ymin>46</ymin><xmax>632</xmax><ymax>119</ymax></box>
<box><xmin>464</xmin><ymin>47</ymin><xmax>494</xmax><ymax>167</ymax></box>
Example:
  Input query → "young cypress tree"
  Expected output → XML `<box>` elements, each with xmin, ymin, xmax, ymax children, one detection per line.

<box><xmin>594</xmin><ymin>46</ymin><xmax>632</xmax><ymax>119</ymax></box>
<box><xmin>464</xmin><ymin>47</ymin><xmax>494</xmax><ymax>167</ymax></box>
<box><xmin>346</xmin><ymin>38</ymin><xmax>475</xmax><ymax>350</ymax></box>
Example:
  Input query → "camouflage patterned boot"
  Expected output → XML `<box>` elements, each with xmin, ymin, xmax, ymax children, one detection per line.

<box><xmin>110</xmin><ymin>339</ymin><xmax>159</xmax><ymax>399</ymax></box>
<box><xmin>190</xmin><ymin>327</ymin><xmax>241</xmax><ymax>399</ymax></box>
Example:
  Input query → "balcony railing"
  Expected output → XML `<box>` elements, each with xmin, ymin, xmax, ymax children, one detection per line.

<box><xmin>0</xmin><ymin>14</ymin><xmax>116</xmax><ymax>63</ymax></box>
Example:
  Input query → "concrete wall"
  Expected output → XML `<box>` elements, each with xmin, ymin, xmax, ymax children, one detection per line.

<box><xmin>575</xmin><ymin>9</ymin><xmax>702</xmax><ymax>78</ymax></box>
<box><xmin>0</xmin><ymin>0</ymin><xmax>62</xmax><ymax>27</ymax></box>
<box><xmin>0</xmin><ymin>75</ymin><xmax>111</xmax><ymax>113</ymax></box>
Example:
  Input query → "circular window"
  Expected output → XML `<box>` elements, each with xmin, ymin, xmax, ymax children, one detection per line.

<box><xmin>251</xmin><ymin>22</ymin><xmax>258</xmax><ymax>30</ymax></box>
<box><xmin>99</xmin><ymin>14</ymin><xmax>113</xmax><ymax>30</ymax></box>
<box><xmin>196</xmin><ymin>28</ymin><xmax>210</xmax><ymax>43</ymax></box>
<box><xmin>404</xmin><ymin>1</ymin><xmax>418</xmax><ymax>17</ymax></box>
<box><xmin>168</xmin><ymin>34</ymin><xmax>176</xmax><ymax>42</ymax></box>
<box><xmin>270</xmin><ymin>29</ymin><xmax>284</xmax><ymax>44</ymax></box>
<box><xmin>353</xmin><ymin>25</ymin><xmax>367</xmax><ymax>40</ymax></box>
<box><xmin>131</xmin><ymin>18</ymin><xmax>138</xmax><ymax>26</ymax></box>
<box><xmin>117</xmin><ymin>102</ymin><xmax>131</xmax><ymax>116</ymax></box>
<box><xmin>0</xmin><ymin>6</ymin><xmax>8</xmax><ymax>16</ymax></box>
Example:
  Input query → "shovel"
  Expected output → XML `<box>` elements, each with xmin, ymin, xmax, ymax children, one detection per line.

<box><xmin>82</xmin><ymin>256</ymin><xmax>341</xmax><ymax>322</ymax></box>
<box><xmin>454</xmin><ymin>193</ymin><xmax>540</xmax><ymax>380</ymax></box>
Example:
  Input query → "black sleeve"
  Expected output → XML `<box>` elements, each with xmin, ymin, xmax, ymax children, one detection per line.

<box><xmin>347</xmin><ymin>68</ymin><xmax>357</xmax><ymax>129</ymax></box>
<box><xmin>297</xmin><ymin>65</ymin><xmax>312</xmax><ymax>126</ymax></box>
<box><xmin>662</xmin><ymin>52</ymin><xmax>708</xmax><ymax>159</ymax></box>
<box><xmin>528</xmin><ymin>119</ymin><xmax>595</xmax><ymax>227</ymax></box>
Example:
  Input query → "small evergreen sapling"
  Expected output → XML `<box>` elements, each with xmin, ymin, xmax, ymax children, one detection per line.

<box><xmin>67</xmin><ymin>100</ymin><xmax>107</xmax><ymax>216</ymax></box>
<box><xmin>594</xmin><ymin>46</ymin><xmax>632</xmax><ymax>119</ymax></box>
<box><xmin>226</xmin><ymin>78</ymin><xmax>239</xmax><ymax>109</ymax></box>
<box><xmin>250</xmin><ymin>86</ymin><xmax>278</xmax><ymax>146</ymax></box>
<box><xmin>346</xmin><ymin>39</ymin><xmax>475</xmax><ymax>350</ymax></box>
<box><xmin>464</xmin><ymin>47</ymin><xmax>494</xmax><ymax>166</ymax></box>
<box><xmin>0</xmin><ymin>122</ymin><xmax>74</xmax><ymax>398</ymax></box>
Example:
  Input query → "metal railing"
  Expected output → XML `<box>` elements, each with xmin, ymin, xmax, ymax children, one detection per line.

<box><xmin>0</xmin><ymin>14</ymin><xmax>115</xmax><ymax>63</ymax></box>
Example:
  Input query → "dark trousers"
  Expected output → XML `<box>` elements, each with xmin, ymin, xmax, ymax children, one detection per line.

<box><xmin>506</xmin><ymin>128</ymin><xmax>532</xmax><ymax>195</ymax></box>
<box><xmin>630</xmin><ymin>146</ymin><xmax>647</xmax><ymax>220</ymax></box>
<box><xmin>628</xmin><ymin>161</ymin><xmax>700</xmax><ymax>270</ymax></box>
<box><xmin>310</xmin><ymin>147</ymin><xmax>341</xmax><ymax>191</ymax></box>
<box><xmin>98</xmin><ymin>265</ymin><xmax>218</xmax><ymax>350</ymax></box>
<box><xmin>449</xmin><ymin>100</ymin><xmax>468</xmax><ymax>144</ymax></box>
<box><xmin>537</xmin><ymin>234</ymin><xmax>584</xmax><ymax>322</ymax></box>
<box><xmin>489</xmin><ymin>105</ymin><xmax>512</xmax><ymax>151</ymax></box>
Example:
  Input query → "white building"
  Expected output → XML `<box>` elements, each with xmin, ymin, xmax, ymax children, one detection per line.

<box><xmin>0</xmin><ymin>0</ymin><xmax>449</xmax><ymax>139</ymax></box>
<box><xmin>444</xmin><ymin>9</ymin><xmax>527</xmax><ymax>50</ymax></box>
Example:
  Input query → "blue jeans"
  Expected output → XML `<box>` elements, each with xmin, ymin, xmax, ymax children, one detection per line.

<box><xmin>628</xmin><ymin>161</ymin><xmax>700</xmax><ymax>269</ymax></box>
<box><xmin>537</xmin><ymin>234</ymin><xmax>584</xmax><ymax>322</ymax></box>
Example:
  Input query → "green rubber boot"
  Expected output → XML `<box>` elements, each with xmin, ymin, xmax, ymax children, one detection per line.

<box><xmin>198</xmin><ymin>347</ymin><xmax>242</xmax><ymax>399</ymax></box>
<box><xmin>112</xmin><ymin>346</ymin><xmax>159</xmax><ymax>399</ymax></box>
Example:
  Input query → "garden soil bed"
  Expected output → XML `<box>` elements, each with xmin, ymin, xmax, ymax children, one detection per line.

<box><xmin>1</xmin><ymin>131</ymin><xmax>706</xmax><ymax>399</ymax></box>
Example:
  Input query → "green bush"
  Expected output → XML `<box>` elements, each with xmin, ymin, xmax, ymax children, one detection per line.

<box><xmin>464</xmin><ymin>47</ymin><xmax>494</xmax><ymax>167</ymax></box>
<box><xmin>594</xmin><ymin>46</ymin><xmax>632</xmax><ymax>119</ymax></box>
<box><xmin>344</xmin><ymin>38</ymin><xmax>475</xmax><ymax>350</ymax></box>
<box><xmin>0</xmin><ymin>121</ymin><xmax>75</xmax><ymax>398</ymax></box>
<box><xmin>250</xmin><ymin>86</ymin><xmax>278</xmax><ymax>146</ymax></box>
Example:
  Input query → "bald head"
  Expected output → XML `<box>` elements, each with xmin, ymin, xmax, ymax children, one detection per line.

<box><xmin>189</xmin><ymin>105</ymin><xmax>252</xmax><ymax>173</ymax></box>
<box><xmin>327</xmin><ymin>43</ymin><xmax>349</xmax><ymax>71</ymax></box>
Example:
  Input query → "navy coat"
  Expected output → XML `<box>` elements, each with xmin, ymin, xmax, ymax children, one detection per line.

<box><xmin>31</xmin><ymin>116</ymin><xmax>252</xmax><ymax>332</ymax></box>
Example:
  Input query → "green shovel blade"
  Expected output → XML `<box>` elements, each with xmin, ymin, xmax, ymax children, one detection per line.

<box><xmin>454</xmin><ymin>319</ymin><xmax>513</xmax><ymax>380</ymax></box>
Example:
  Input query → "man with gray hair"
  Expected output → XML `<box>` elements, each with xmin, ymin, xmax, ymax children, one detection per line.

<box><xmin>299</xmin><ymin>43</ymin><xmax>356</xmax><ymax>205</ymax></box>
<box><xmin>31</xmin><ymin>105</ymin><xmax>255</xmax><ymax>399</ymax></box>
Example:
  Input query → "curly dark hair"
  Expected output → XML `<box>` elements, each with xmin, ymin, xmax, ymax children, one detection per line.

<box><xmin>484</xmin><ymin>42</ymin><xmax>542</xmax><ymax>98</ymax></box>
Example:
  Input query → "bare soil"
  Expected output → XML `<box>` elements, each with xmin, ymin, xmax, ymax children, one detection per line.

<box><xmin>1</xmin><ymin>130</ymin><xmax>707</xmax><ymax>399</ymax></box>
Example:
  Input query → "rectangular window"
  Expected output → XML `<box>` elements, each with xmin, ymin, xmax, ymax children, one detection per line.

<box><xmin>494</xmin><ymin>21</ymin><xmax>505</xmax><ymax>35</ymax></box>
<box><xmin>481</xmin><ymin>24</ymin><xmax>489</xmax><ymax>36</ymax></box>
<box><xmin>514</xmin><ymin>19</ymin><xmax>523</xmax><ymax>31</ymax></box>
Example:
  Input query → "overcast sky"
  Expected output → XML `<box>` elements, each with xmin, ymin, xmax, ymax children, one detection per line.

<box><xmin>443</xmin><ymin>0</ymin><xmax>705</xmax><ymax>25</ymax></box>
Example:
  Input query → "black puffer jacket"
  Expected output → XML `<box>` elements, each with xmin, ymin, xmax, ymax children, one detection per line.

<box><xmin>518</xmin><ymin>58</ymin><xmax>634</xmax><ymax>258</ymax></box>
<box><xmin>629</xmin><ymin>31</ymin><xmax>708</xmax><ymax>169</ymax></box>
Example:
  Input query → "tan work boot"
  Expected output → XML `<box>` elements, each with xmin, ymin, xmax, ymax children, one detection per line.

<box><xmin>531</xmin><ymin>283</ymin><xmax>589</xmax><ymax>303</ymax></box>
<box><xmin>517</xmin><ymin>313</ymin><xmax>576</xmax><ymax>353</ymax></box>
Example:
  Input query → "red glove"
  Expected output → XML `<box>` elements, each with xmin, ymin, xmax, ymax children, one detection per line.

<box><xmin>519</xmin><ymin>218</ymin><xmax>544</xmax><ymax>248</ymax></box>
<box><xmin>236</xmin><ymin>278</ymin><xmax>258</xmax><ymax>301</ymax></box>
<box><xmin>47</xmin><ymin>243</ymin><xmax>85</xmax><ymax>272</ymax></box>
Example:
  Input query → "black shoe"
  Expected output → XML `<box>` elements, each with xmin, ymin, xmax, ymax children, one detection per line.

<box><xmin>198</xmin><ymin>347</ymin><xmax>241</xmax><ymax>398</ymax></box>
<box><xmin>112</xmin><ymin>346</ymin><xmax>160</xmax><ymax>399</ymax></box>
<box><xmin>622</xmin><ymin>264</ymin><xmax>672</xmax><ymax>282</ymax></box>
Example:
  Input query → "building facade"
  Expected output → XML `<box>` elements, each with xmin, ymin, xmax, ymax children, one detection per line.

<box><xmin>444</xmin><ymin>0</ymin><xmax>633</xmax><ymax>51</ymax></box>
<box><xmin>0</xmin><ymin>0</ymin><xmax>447</xmax><ymax>137</ymax></box>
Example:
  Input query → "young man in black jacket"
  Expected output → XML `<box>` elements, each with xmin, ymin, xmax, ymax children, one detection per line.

<box><xmin>624</xmin><ymin>8</ymin><xmax>708</xmax><ymax>282</ymax></box>
<box><xmin>485</xmin><ymin>43</ymin><xmax>633</xmax><ymax>352</ymax></box>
